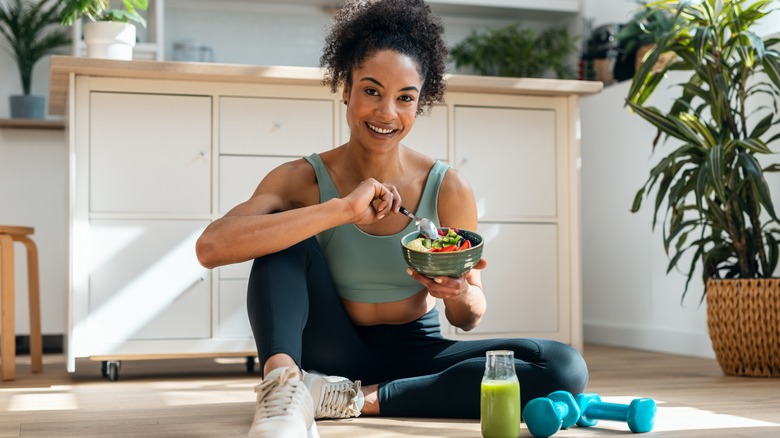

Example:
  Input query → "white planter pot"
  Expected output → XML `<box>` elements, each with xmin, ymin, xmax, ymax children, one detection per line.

<box><xmin>83</xmin><ymin>22</ymin><xmax>136</xmax><ymax>60</ymax></box>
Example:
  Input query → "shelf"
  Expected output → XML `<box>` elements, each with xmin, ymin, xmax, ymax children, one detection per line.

<box><xmin>426</xmin><ymin>0</ymin><xmax>579</xmax><ymax>13</ymax></box>
<box><xmin>0</xmin><ymin>118</ymin><xmax>65</xmax><ymax>130</ymax></box>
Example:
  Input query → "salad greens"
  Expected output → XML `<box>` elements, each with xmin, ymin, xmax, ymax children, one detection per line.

<box><xmin>408</xmin><ymin>228</ymin><xmax>472</xmax><ymax>253</ymax></box>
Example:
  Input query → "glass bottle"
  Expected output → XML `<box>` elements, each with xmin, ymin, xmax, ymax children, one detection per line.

<box><xmin>481</xmin><ymin>350</ymin><xmax>521</xmax><ymax>438</ymax></box>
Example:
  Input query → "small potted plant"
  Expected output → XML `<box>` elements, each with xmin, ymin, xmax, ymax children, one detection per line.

<box><xmin>0</xmin><ymin>0</ymin><xmax>71</xmax><ymax>119</ymax></box>
<box><xmin>614</xmin><ymin>1</ymin><xmax>677</xmax><ymax>77</ymax></box>
<box><xmin>449</xmin><ymin>23</ymin><xmax>578</xmax><ymax>79</ymax></box>
<box><xmin>627</xmin><ymin>0</ymin><xmax>780</xmax><ymax>377</ymax></box>
<box><xmin>58</xmin><ymin>0</ymin><xmax>148</xmax><ymax>60</ymax></box>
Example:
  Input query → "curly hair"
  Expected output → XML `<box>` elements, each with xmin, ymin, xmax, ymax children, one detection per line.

<box><xmin>320</xmin><ymin>0</ymin><xmax>448</xmax><ymax>115</ymax></box>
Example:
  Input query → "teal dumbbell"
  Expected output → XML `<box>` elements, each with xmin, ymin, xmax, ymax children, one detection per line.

<box><xmin>575</xmin><ymin>393</ymin><xmax>656</xmax><ymax>433</ymax></box>
<box><xmin>523</xmin><ymin>391</ymin><xmax>581</xmax><ymax>437</ymax></box>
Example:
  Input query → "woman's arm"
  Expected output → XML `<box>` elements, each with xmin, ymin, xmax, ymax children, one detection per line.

<box><xmin>196</xmin><ymin>158</ymin><xmax>396</xmax><ymax>269</ymax></box>
<box><xmin>406</xmin><ymin>168</ymin><xmax>487</xmax><ymax>331</ymax></box>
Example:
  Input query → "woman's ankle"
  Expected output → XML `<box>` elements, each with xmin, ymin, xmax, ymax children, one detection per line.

<box><xmin>263</xmin><ymin>354</ymin><xmax>299</xmax><ymax>378</ymax></box>
<box><xmin>361</xmin><ymin>383</ymin><xmax>380</xmax><ymax>415</ymax></box>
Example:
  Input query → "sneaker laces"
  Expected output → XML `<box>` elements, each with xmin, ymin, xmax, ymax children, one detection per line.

<box><xmin>315</xmin><ymin>379</ymin><xmax>362</xmax><ymax>419</ymax></box>
<box><xmin>253</xmin><ymin>367</ymin><xmax>305</xmax><ymax>419</ymax></box>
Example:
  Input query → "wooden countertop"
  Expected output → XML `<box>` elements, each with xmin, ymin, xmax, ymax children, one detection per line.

<box><xmin>48</xmin><ymin>55</ymin><xmax>603</xmax><ymax>116</ymax></box>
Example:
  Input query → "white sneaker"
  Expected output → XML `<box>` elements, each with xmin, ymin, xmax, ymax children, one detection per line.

<box><xmin>303</xmin><ymin>370</ymin><xmax>364</xmax><ymax>419</ymax></box>
<box><xmin>248</xmin><ymin>366</ymin><xmax>320</xmax><ymax>438</ymax></box>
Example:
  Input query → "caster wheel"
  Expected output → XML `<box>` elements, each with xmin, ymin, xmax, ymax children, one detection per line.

<box><xmin>246</xmin><ymin>356</ymin><xmax>256</xmax><ymax>374</ymax></box>
<box><xmin>107</xmin><ymin>361</ymin><xmax>121</xmax><ymax>381</ymax></box>
<box><xmin>101</xmin><ymin>361</ymin><xmax>109</xmax><ymax>378</ymax></box>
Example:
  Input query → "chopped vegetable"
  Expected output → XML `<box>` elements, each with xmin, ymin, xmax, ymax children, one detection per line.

<box><xmin>406</xmin><ymin>228</ymin><xmax>475</xmax><ymax>253</ymax></box>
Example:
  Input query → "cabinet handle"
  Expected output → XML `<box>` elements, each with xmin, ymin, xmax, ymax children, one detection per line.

<box><xmin>175</xmin><ymin>276</ymin><xmax>206</xmax><ymax>301</ymax></box>
<box><xmin>192</xmin><ymin>276</ymin><xmax>206</xmax><ymax>286</ymax></box>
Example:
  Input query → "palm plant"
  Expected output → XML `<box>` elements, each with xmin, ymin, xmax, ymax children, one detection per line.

<box><xmin>627</xmin><ymin>0</ymin><xmax>780</xmax><ymax>302</ymax></box>
<box><xmin>626</xmin><ymin>0</ymin><xmax>780</xmax><ymax>299</ymax></box>
<box><xmin>0</xmin><ymin>0</ymin><xmax>71</xmax><ymax>95</ymax></box>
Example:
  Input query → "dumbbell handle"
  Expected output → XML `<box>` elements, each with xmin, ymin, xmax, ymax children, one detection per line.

<box><xmin>579</xmin><ymin>398</ymin><xmax>656</xmax><ymax>433</ymax></box>
<box><xmin>582</xmin><ymin>401</ymin><xmax>630</xmax><ymax>422</ymax></box>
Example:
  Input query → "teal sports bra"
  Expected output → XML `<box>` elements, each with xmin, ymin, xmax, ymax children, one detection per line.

<box><xmin>304</xmin><ymin>153</ymin><xmax>449</xmax><ymax>303</ymax></box>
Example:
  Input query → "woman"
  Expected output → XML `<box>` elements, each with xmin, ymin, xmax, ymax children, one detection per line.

<box><xmin>196</xmin><ymin>0</ymin><xmax>588</xmax><ymax>437</ymax></box>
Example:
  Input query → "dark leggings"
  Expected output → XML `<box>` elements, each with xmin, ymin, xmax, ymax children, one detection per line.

<box><xmin>247</xmin><ymin>237</ymin><xmax>588</xmax><ymax>419</ymax></box>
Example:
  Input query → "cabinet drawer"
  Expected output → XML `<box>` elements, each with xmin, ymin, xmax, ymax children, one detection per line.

<box><xmin>454</xmin><ymin>106</ymin><xmax>557</xmax><ymax>219</ymax></box>
<box><xmin>89</xmin><ymin>92</ymin><xmax>212</xmax><ymax>214</ymax></box>
<box><xmin>219</xmin><ymin>156</ymin><xmax>291</xmax><ymax>214</ymax></box>
<box><xmin>87</xmin><ymin>219</ymin><xmax>211</xmax><ymax>342</ymax></box>
<box><xmin>219</xmin><ymin>279</ymin><xmax>253</xmax><ymax>339</ymax></box>
<box><xmin>465</xmin><ymin>222</ymin><xmax>559</xmax><ymax>334</ymax></box>
<box><xmin>340</xmin><ymin>105</ymin><xmax>448</xmax><ymax>160</ymax></box>
<box><xmin>220</xmin><ymin>97</ymin><xmax>333</xmax><ymax>156</ymax></box>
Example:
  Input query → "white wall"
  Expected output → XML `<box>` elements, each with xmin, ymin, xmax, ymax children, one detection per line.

<box><xmin>580</xmin><ymin>79</ymin><xmax>714</xmax><ymax>358</ymax></box>
<box><xmin>1</xmin><ymin>0</ymin><xmax>65</xmax><ymax>336</ymax></box>
<box><xmin>162</xmin><ymin>0</ymin><xmax>536</xmax><ymax>67</ymax></box>
<box><xmin>0</xmin><ymin>128</ymin><xmax>67</xmax><ymax>336</ymax></box>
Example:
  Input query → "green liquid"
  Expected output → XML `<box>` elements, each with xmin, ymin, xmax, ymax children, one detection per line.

<box><xmin>480</xmin><ymin>379</ymin><xmax>520</xmax><ymax>438</ymax></box>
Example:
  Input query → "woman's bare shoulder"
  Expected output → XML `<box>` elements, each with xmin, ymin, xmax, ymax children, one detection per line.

<box><xmin>438</xmin><ymin>165</ymin><xmax>478</xmax><ymax>228</ymax></box>
<box><xmin>255</xmin><ymin>157</ymin><xmax>319</xmax><ymax>207</ymax></box>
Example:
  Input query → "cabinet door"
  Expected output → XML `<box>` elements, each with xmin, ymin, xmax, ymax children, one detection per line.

<box><xmin>454</xmin><ymin>106</ymin><xmax>557</xmax><ymax>219</ymax></box>
<box><xmin>220</xmin><ymin>97</ymin><xmax>333</xmax><ymax>156</ymax></box>
<box><xmin>219</xmin><ymin>156</ymin><xmax>291</xmax><ymax>215</ymax></box>
<box><xmin>218</xmin><ymin>155</ymin><xmax>290</xmax><ymax>280</ymax></box>
<box><xmin>89</xmin><ymin>92</ymin><xmax>212</xmax><ymax>214</ymax></box>
<box><xmin>88</xmin><ymin>219</ymin><xmax>211</xmax><ymax>342</ymax></box>
<box><xmin>219</xmin><ymin>279</ymin><xmax>253</xmax><ymax>339</ymax></box>
<box><xmin>462</xmin><ymin>222</ymin><xmax>560</xmax><ymax>335</ymax></box>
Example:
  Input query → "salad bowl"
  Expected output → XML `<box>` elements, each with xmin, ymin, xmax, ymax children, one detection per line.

<box><xmin>400</xmin><ymin>228</ymin><xmax>484</xmax><ymax>278</ymax></box>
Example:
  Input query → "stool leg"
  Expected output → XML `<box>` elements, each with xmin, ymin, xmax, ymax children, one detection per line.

<box><xmin>18</xmin><ymin>236</ymin><xmax>42</xmax><ymax>373</ymax></box>
<box><xmin>0</xmin><ymin>234</ymin><xmax>16</xmax><ymax>381</ymax></box>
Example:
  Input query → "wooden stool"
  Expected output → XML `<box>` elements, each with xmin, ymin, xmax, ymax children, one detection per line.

<box><xmin>0</xmin><ymin>226</ymin><xmax>43</xmax><ymax>381</ymax></box>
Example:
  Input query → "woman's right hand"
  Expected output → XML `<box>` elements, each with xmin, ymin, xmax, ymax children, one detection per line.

<box><xmin>343</xmin><ymin>178</ymin><xmax>399</xmax><ymax>225</ymax></box>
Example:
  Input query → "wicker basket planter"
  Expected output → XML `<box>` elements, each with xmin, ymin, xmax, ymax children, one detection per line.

<box><xmin>706</xmin><ymin>278</ymin><xmax>780</xmax><ymax>377</ymax></box>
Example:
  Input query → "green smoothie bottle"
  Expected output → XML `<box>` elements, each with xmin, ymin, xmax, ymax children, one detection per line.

<box><xmin>480</xmin><ymin>350</ymin><xmax>520</xmax><ymax>438</ymax></box>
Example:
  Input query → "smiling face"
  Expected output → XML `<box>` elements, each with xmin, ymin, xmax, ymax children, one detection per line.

<box><xmin>342</xmin><ymin>49</ymin><xmax>423</xmax><ymax>152</ymax></box>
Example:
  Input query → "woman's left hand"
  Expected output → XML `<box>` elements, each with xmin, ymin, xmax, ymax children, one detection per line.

<box><xmin>406</xmin><ymin>259</ymin><xmax>487</xmax><ymax>300</ymax></box>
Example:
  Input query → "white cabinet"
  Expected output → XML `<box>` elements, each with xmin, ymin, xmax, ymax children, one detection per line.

<box><xmin>216</xmin><ymin>94</ymin><xmax>338</xmax><ymax>339</ymax></box>
<box><xmin>87</xmin><ymin>220</ymin><xmax>211</xmax><ymax>344</ymax></box>
<box><xmin>454</xmin><ymin>105</ymin><xmax>558</xmax><ymax>218</ymax></box>
<box><xmin>220</xmin><ymin>96</ymin><xmax>334</xmax><ymax>156</ymax></box>
<box><xmin>54</xmin><ymin>58</ymin><xmax>598</xmax><ymax>373</ymax></box>
<box><xmin>89</xmin><ymin>92</ymin><xmax>211</xmax><ymax>214</ymax></box>
<box><xmin>419</xmin><ymin>92</ymin><xmax>578</xmax><ymax>346</ymax></box>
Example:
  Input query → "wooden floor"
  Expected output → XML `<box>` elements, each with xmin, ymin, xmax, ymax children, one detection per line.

<box><xmin>1</xmin><ymin>344</ymin><xmax>779</xmax><ymax>437</ymax></box>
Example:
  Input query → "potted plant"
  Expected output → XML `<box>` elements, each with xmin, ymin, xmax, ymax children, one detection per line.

<box><xmin>58</xmin><ymin>0</ymin><xmax>148</xmax><ymax>60</ymax></box>
<box><xmin>450</xmin><ymin>23</ymin><xmax>578</xmax><ymax>79</ymax></box>
<box><xmin>0</xmin><ymin>0</ymin><xmax>71</xmax><ymax>119</ymax></box>
<box><xmin>627</xmin><ymin>0</ymin><xmax>780</xmax><ymax>377</ymax></box>
<box><xmin>613</xmin><ymin>1</ymin><xmax>677</xmax><ymax>80</ymax></box>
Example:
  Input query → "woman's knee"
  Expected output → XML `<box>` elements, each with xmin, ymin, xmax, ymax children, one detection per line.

<box><xmin>541</xmin><ymin>340</ymin><xmax>589</xmax><ymax>394</ymax></box>
<box><xmin>248</xmin><ymin>236</ymin><xmax>321</xmax><ymax>279</ymax></box>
